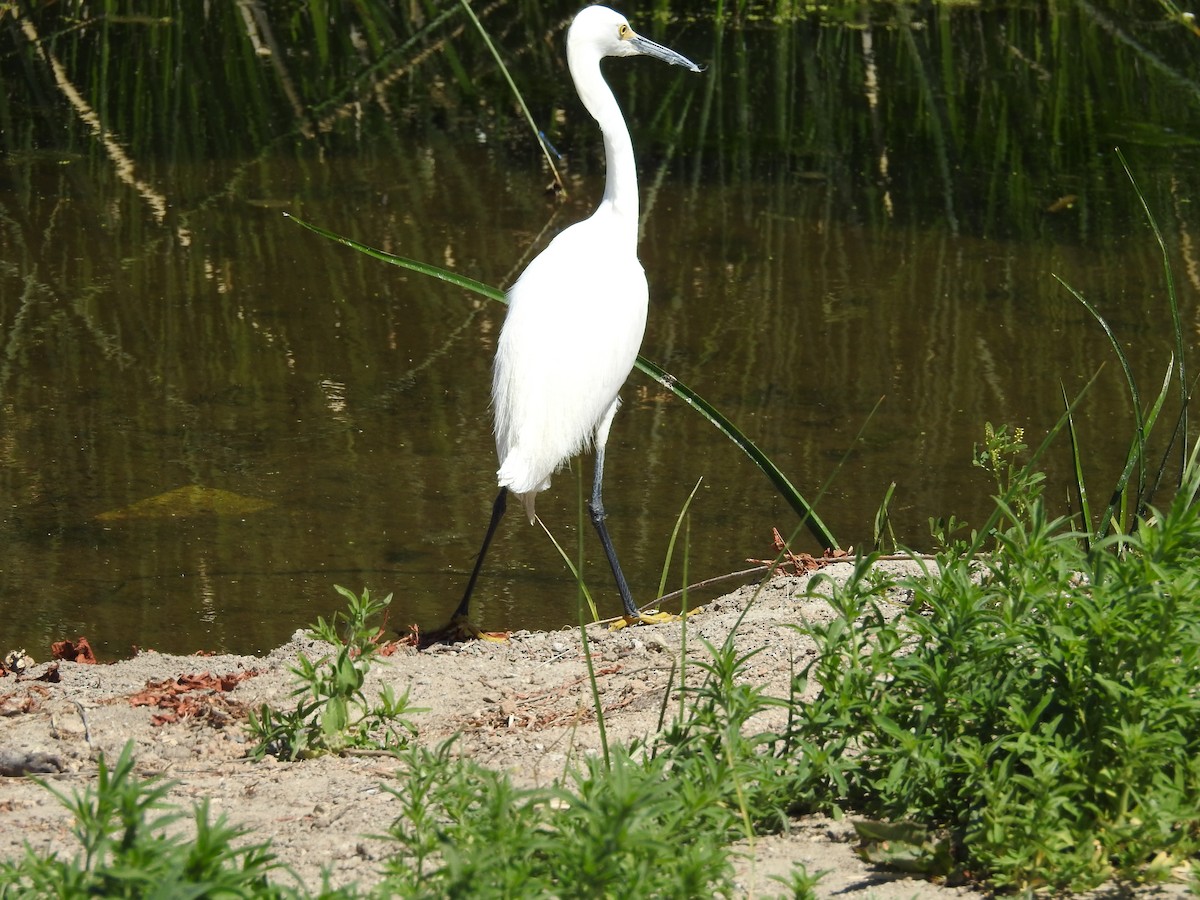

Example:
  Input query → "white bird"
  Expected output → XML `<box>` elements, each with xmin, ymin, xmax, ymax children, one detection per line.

<box><xmin>451</xmin><ymin>6</ymin><xmax>702</xmax><ymax>635</ymax></box>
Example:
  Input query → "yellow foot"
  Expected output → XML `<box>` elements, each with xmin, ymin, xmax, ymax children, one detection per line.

<box><xmin>610</xmin><ymin>609</ymin><xmax>678</xmax><ymax>631</ymax></box>
<box><xmin>425</xmin><ymin>615</ymin><xmax>510</xmax><ymax>645</ymax></box>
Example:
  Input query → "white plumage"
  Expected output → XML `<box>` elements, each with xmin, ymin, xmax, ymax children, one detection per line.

<box><xmin>494</xmin><ymin>218</ymin><xmax>648</xmax><ymax>520</ymax></box>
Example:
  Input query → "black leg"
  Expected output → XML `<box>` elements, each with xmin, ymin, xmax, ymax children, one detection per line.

<box><xmin>453</xmin><ymin>488</ymin><xmax>507</xmax><ymax>620</ymax></box>
<box><xmin>587</xmin><ymin>444</ymin><xmax>640</xmax><ymax>619</ymax></box>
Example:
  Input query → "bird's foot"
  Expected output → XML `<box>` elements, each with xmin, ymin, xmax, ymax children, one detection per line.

<box><xmin>425</xmin><ymin>614</ymin><xmax>510</xmax><ymax>645</ymax></box>
<box><xmin>610</xmin><ymin>609</ymin><xmax>678</xmax><ymax>630</ymax></box>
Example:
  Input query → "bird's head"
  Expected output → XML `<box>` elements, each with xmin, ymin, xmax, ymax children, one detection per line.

<box><xmin>568</xmin><ymin>6</ymin><xmax>703</xmax><ymax>72</ymax></box>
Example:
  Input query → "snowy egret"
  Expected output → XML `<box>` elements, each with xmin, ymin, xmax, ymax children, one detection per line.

<box><xmin>451</xmin><ymin>6</ymin><xmax>702</xmax><ymax>635</ymax></box>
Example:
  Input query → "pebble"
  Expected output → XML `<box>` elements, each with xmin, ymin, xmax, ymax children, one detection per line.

<box><xmin>645</xmin><ymin>634</ymin><xmax>670</xmax><ymax>653</ymax></box>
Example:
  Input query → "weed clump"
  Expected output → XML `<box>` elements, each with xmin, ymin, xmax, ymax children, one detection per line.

<box><xmin>0</xmin><ymin>744</ymin><xmax>290</xmax><ymax>898</ymax></box>
<box><xmin>247</xmin><ymin>586</ymin><xmax>420</xmax><ymax>760</ymax></box>
<box><xmin>786</xmin><ymin>426</ymin><xmax>1200</xmax><ymax>890</ymax></box>
<box><xmin>379</xmin><ymin>740</ymin><xmax>737</xmax><ymax>898</ymax></box>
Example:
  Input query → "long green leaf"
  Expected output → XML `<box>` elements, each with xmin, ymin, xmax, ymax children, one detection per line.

<box><xmin>1117</xmin><ymin>148</ymin><xmax>1187</xmax><ymax>470</ymax></box>
<box><xmin>285</xmin><ymin>212</ymin><xmax>838</xmax><ymax>551</ymax></box>
<box><xmin>656</xmin><ymin>477</ymin><xmax>705</xmax><ymax>601</ymax></box>
<box><xmin>1060</xmin><ymin>380</ymin><xmax>1092</xmax><ymax>544</ymax></box>
<box><xmin>537</xmin><ymin>515</ymin><xmax>598</xmax><ymax>622</ymax></box>
<box><xmin>1053</xmin><ymin>274</ymin><xmax>1148</xmax><ymax>527</ymax></box>
<box><xmin>284</xmin><ymin>212</ymin><xmax>505</xmax><ymax>301</ymax></box>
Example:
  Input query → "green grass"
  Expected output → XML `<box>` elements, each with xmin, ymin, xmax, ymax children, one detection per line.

<box><xmin>378</xmin><ymin>740</ymin><xmax>738</xmax><ymax>897</ymax></box>
<box><xmin>786</xmin><ymin>428</ymin><xmax>1200</xmax><ymax>890</ymax></box>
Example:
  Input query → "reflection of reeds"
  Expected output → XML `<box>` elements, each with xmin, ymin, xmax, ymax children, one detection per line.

<box><xmin>15</xmin><ymin>12</ymin><xmax>180</xmax><ymax>239</ymax></box>
<box><xmin>7</xmin><ymin>1</ymin><xmax>1198</xmax><ymax>239</ymax></box>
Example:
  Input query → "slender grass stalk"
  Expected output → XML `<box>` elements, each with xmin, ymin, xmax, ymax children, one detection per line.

<box><xmin>1060</xmin><ymin>380</ymin><xmax>1093</xmax><ymax>542</ymax></box>
<box><xmin>677</xmin><ymin>514</ymin><xmax>691</xmax><ymax>724</ymax></box>
<box><xmin>1052</xmin><ymin>276</ymin><xmax>1177</xmax><ymax>534</ymax></box>
<box><xmin>553</xmin><ymin>506</ymin><xmax>611</xmax><ymax>770</ymax></box>
<box><xmin>1130</xmin><ymin>360</ymin><xmax>1176</xmax><ymax>513</ymax></box>
<box><xmin>724</xmin><ymin>731</ymin><xmax>756</xmax><ymax>856</ymax></box>
<box><xmin>538</xmin><ymin>515</ymin><xmax>599</xmax><ymax>622</ymax></box>
<box><xmin>656</xmin><ymin>655</ymin><xmax>677</xmax><ymax>736</ymax></box>
<box><xmin>1050</xmin><ymin>279</ymin><xmax>1144</xmax><ymax>494</ymax></box>
<box><xmin>576</xmin><ymin>601</ymin><xmax>610</xmax><ymax>770</ymax></box>
<box><xmin>457</xmin><ymin>0</ymin><xmax>565</xmax><ymax>194</ymax></box>
<box><xmin>284</xmin><ymin>212</ymin><xmax>838</xmax><ymax>549</ymax></box>
<box><xmin>655</xmin><ymin>477</ymin><xmax>704</xmax><ymax>601</ymax></box>
<box><xmin>772</xmin><ymin>394</ymin><xmax>886</xmax><ymax>564</ymax></box>
<box><xmin>577</xmin><ymin>464</ymin><xmax>588</xmax><ymax>621</ymax></box>
<box><xmin>1055</xmin><ymin>155</ymin><xmax>1193</xmax><ymax>536</ymax></box>
<box><xmin>1150</xmin><ymin>375</ymin><xmax>1200</xmax><ymax>504</ymax></box>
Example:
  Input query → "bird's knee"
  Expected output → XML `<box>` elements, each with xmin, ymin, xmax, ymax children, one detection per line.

<box><xmin>587</xmin><ymin>499</ymin><xmax>606</xmax><ymax>525</ymax></box>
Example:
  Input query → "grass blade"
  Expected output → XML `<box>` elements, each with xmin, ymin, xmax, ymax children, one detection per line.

<box><xmin>1060</xmin><ymin>380</ymin><xmax>1093</xmax><ymax>543</ymax></box>
<box><xmin>538</xmin><ymin>515</ymin><xmax>599</xmax><ymax>622</ymax></box>
<box><xmin>1053</xmin><ymin>274</ymin><xmax>1150</xmax><ymax>533</ymax></box>
<box><xmin>283</xmin><ymin>212</ymin><xmax>505</xmax><ymax>301</ymax></box>
<box><xmin>1117</xmin><ymin>148</ymin><xmax>1187</xmax><ymax>469</ymax></box>
<box><xmin>872</xmin><ymin>481</ymin><xmax>897</xmax><ymax>552</ymax></box>
<box><xmin>656</xmin><ymin>477</ymin><xmax>704</xmax><ymax>601</ymax></box>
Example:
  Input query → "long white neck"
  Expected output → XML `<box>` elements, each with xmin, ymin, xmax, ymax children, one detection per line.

<box><xmin>567</xmin><ymin>47</ymin><xmax>638</xmax><ymax>240</ymax></box>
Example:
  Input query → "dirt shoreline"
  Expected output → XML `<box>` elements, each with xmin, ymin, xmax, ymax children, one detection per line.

<box><xmin>0</xmin><ymin>563</ymin><xmax>1185</xmax><ymax>897</ymax></box>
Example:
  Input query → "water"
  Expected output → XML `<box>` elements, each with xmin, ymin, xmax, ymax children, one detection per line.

<box><xmin>2</xmin><ymin>2</ymin><xmax>1198</xmax><ymax>657</ymax></box>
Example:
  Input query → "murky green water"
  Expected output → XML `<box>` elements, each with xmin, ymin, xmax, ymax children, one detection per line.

<box><xmin>2</xmin><ymin>2</ymin><xmax>1198</xmax><ymax>656</ymax></box>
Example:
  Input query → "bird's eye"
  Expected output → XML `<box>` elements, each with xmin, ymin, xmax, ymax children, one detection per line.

<box><xmin>617</xmin><ymin>24</ymin><xmax>631</xmax><ymax>39</ymax></box>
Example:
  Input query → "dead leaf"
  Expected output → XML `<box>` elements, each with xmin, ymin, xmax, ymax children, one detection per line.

<box><xmin>747</xmin><ymin>527</ymin><xmax>825</xmax><ymax>577</ymax></box>
<box><xmin>0</xmin><ymin>693</ymin><xmax>37</xmax><ymax>716</ymax></box>
<box><xmin>51</xmin><ymin>637</ymin><xmax>96</xmax><ymax>664</ymax></box>
<box><xmin>126</xmin><ymin>670</ymin><xmax>260</xmax><ymax>726</ymax></box>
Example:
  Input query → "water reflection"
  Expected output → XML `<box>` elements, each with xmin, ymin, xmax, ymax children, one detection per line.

<box><xmin>1</xmin><ymin>3</ymin><xmax>1197</xmax><ymax>657</ymax></box>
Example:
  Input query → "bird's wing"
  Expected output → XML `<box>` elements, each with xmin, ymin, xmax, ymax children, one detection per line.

<box><xmin>492</xmin><ymin>220</ymin><xmax>648</xmax><ymax>499</ymax></box>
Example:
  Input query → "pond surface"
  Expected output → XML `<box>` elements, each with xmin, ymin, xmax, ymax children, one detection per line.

<box><xmin>2</xmin><ymin>2</ymin><xmax>1198</xmax><ymax>656</ymax></box>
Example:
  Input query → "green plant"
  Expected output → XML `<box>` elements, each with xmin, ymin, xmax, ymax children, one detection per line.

<box><xmin>1055</xmin><ymin>151</ymin><xmax>1189</xmax><ymax>544</ymax></box>
<box><xmin>379</xmin><ymin>739</ymin><xmax>735</xmax><ymax>897</ymax></box>
<box><xmin>768</xmin><ymin>861</ymin><xmax>827</xmax><ymax>900</ymax></box>
<box><xmin>653</xmin><ymin>636</ymin><xmax>796</xmax><ymax>836</ymax></box>
<box><xmin>247</xmin><ymin>586</ymin><xmax>420</xmax><ymax>759</ymax></box>
<box><xmin>377</xmin><ymin>622</ymin><xmax>823</xmax><ymax>897</ymax></box>
<box><xmin>786</xmin><ymin>432</ymin><xmax>1200</xmax><ymax>891</ymax></box>
<box><xmin>0</xmin><ymin>743</ymin><xmax>289</xmax><ymax>898</ymax></box>
<box><xmin>973</xmin><ymin>423</ymin><xmax>1044</xmax><ymax>527</ymax></box>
